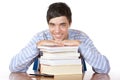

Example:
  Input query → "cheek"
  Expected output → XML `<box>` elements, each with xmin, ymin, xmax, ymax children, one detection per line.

<box><xmin>62</xmin><ymin>30</ymin><xmax>68</xmax><ymax>36</ymax></box>
<box><xmin>49</xmin><ymin>28</ymin><xmax>54</xmax><ymax>33</ymax></box>
<box><xmin>63</xmin><ymin>28</ymin><xmax>68</xmax><ymax>33</ymax></box>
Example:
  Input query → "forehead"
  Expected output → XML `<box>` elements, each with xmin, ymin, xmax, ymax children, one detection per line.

<box><xmin>49</xmin><ymin>16</ymin><xmax>69</xmax><ymax>24</ymax></box>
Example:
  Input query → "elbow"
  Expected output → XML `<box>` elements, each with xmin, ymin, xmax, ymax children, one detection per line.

<box><xmin>9</xmin><ymin>64</ymin><xmax>18</xmax><ymax>72</ymax></box>
<box><xmin>9</xmin><ymin>66</ymin><xmax>27</xmax><ymax>72</ymax></box>
<box><xmin>9</xmin><ymin>61</ymin><xmax>16</xmax><ymax>72</ymax></box>
<box><xmin>93</xmin><ymin>68</ymin><xmax>110</xmax><ymax>74</ymax></box>
<box><xmin>92</xmin><ymin>63</ymin><xmax>110</xmax><ymax>74</ymax></box>
<box><xmin>9</xmin><ymin>64</ymin><xmax>27</xmax><ymax>72</ymax></box>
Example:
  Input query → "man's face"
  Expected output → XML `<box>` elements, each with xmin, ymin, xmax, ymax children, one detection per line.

<box><xmin>48</xmin><ymin>16</ymin><xmax>71</xmax><ymax>41</ymax></box>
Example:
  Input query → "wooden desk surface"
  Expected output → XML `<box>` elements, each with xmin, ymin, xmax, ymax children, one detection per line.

<box><xmin>3</xmin><ymin>71</ymin><xmax>120</xmax><ymax>80</ymax></box>
<box><xmin>9</xmin><ymin>72</ymin><xmax>110</xmax><ymax>80</ymax></box>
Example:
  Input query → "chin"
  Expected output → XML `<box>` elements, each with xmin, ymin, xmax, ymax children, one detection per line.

<box><xmin>55</xmin><ymin>39</ymin><xmax>63</xmax><ymax>41</ymax></box>
<box><xmin>54</xmin><ymin>38</ymin><xmax>63</xmax><ymax>41</ymax></box>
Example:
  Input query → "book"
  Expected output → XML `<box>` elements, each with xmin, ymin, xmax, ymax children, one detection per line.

<box><xmin>40</xmin><ymin>51</ymin><xmax>80</xmax><ymax>60</ymax></box>
<box><xmin>40</xmin><ymin>59</ymin><xmax>81</xmax><ymax>65</ymax></box>
<box><xmin>38</xmin><ymin>45</ymin><xmax>78</xmax><ymax>53</ymax></box>
<box><xmin>40</xmin><ymin>64</ymin><xmax>82</xmax><ymax>75</ymax></box>
<box><xmin>39</xmin><ymin>74</ymin><xmax>83</xmax><ymax>80</ymax></box>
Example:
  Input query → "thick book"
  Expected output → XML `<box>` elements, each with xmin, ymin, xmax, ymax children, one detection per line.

<box><xmin>40</xmin><ymin>74</ymin><xmax>83</xmax><ymax>80</ymax></box>
<box><xmin>38</xmin><ymin>45</ymin><xmax>79</xmax><ymax>53</ymax></box>
<box><xmin>40</xmin><ymin>64</ymin><xmax>82</xmax><ymax>75</ymax></box>
<box><xmin>40</xmin><ymin>51</ymin><xmax>80</xmax><ymax>60</ymax></box>
<box><xmin>40</xmin><ymin>59</ymin><xmax>81</xmax><ymax>65</ymax></box>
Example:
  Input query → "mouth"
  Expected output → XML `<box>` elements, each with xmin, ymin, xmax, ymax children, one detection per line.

<box><xmin>55</xmin><ymin>34</ymin><xmax>62</xmax><ymax>37</ymax></box>
<box><xmin>53</xmin><ymin>34</ymin><xmax>63</xmax><ymax>40</ymax></box>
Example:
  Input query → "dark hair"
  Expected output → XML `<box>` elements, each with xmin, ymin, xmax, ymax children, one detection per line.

<box><xmin>47</xmin><ymin>2</ymin><xmax>72</xmax><ymax>24</ymax></box>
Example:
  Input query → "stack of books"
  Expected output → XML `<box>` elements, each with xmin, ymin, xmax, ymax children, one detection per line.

<box><xmin>38</xmin><ymin>45</ymin><xmax>82</xmax><ymax>75</ymax></box>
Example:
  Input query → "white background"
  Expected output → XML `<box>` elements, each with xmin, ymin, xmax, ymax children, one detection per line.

<box><xmin>0</xmin><ymin>0</ymin><xmax>120</xmax><ymax>79</ymax></box>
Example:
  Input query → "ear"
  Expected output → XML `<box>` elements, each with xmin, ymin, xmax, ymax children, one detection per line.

<box><xmin>69</xmin><ymin>22</ymin><xmax>72</xmax><ymax>28</ymax></box>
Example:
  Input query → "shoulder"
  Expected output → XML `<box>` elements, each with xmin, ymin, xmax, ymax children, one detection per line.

<box><xmin>68</xmin><ymin>29</ymin><xmax>88</xmax><ymax>38</ymax></box>
<box><xmin>36</xmin><ymin>29</ymin><xmax>50</xmax><ymax>36</ymax></box>
<box><xmin>68</xmin><ymin>29</ymin><xmax>92</xmax><ymax>43</ymax></box>
<box><xmin>33</xmin><ymin>29</ymin><xmax>52</xmax><ymax>40</ymax></box>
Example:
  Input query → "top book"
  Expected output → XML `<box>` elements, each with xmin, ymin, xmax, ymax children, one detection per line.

<box><xmin>38</xmin><ymin>45</ymin><xmax>79</xmax><ymax>53</ymax></box>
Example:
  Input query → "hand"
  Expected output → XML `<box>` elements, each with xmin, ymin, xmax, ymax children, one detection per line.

<box><xmin>90</xmin><ymin>73</ymin><xmax>110</xmax><ymax>80</ymax></box>
<box><xmin>62</xmin><ymin>40</ymin><xmax>81</xmax><ymax>46</ymax></box>
<box><xmin>9</xmin><ymin>72</ymin><xmax>31</xmax><ymax>80</ymax></box>
<box><xmin>37</xmin><ymin>40</ymin><xmax>64</xmax><ymax>47</ymax></box>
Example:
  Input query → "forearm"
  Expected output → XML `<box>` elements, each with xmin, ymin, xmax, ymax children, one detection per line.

<box><xmin>78</xmin><ymin>43</ymin><xmax>110</xmax><ymax>73</ymax></box>
<box><xmin>9</xmin><ymin>46</ymin><xmax>39</xmax><ymax>72</ymax></box>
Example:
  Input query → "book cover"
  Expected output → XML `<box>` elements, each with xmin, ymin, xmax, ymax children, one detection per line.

<box><xmin>40</xmin><ymin>64</ymin><xmax>82</xmax><ymax>75</ymax></box>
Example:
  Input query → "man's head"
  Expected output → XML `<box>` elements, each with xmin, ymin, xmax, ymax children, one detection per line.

<box><xmin>47</xmin><ymin>2</ymin><xmax>72</xmax><ymax>24</ymax></box>
<box><xmin>47</xmin><ymin>2</ymin><xmax>72</xmax><ymax>41</ymax></box>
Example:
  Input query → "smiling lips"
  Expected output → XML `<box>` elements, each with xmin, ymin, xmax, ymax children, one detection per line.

<box><xmin>54</xmin><ymin>34</ymin><xmax>62</xmax><ymax>38</ymax></box>
<box><xmin>53</xmin><ymin>34</ymin><xmax>64</xmax><ymax>40</ymax></box>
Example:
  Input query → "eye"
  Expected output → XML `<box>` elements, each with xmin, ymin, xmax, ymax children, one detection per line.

<box><xmin>49</xmin><ymin>23</ymin><xmax>55</xmax><ymax>28</ymax></box>
<box><xmin>60</xmin><ymin>23</ymin><xmax>67</xmax><ymax>28</ymax></box>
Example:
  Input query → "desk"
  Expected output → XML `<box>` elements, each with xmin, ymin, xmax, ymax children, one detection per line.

<box><xmin>9</xmin><ymin>72</ymin><xmax>110</xmax><ymax>80</ymax></box>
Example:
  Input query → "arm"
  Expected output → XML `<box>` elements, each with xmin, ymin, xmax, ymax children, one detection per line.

<box><xmin>78</xmin><ymin>38</ymin><xmax>110</xmax><ymax>73</ymax></box>
<box><xmin>9</xmin><ymin>34</ymin><xmax>63</xmax><ymax>72</ymax></box>
<box><xmin>9</xmin><ymin>45</ymin><xmax>39</xmax><ymax>72</ymax></box>
<box><xmin>9</xmin><ymin>35</ymin><xmax>40</xmax><ymax>72</ymax></box>
<box><xmin>37</xmin><ymin>40</ymin><xmax>64</xmax><ymax>47</ymax></box>
<box><xmin>61</xmin><ymin>39</ymin><xmax>110</xmax><ymax>73</ymax></box>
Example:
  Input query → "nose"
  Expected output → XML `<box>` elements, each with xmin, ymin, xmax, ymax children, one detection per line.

<box><xmin>55</xmin><ymin>26</ymin><xmax>61</xmax><ymax>33</ymax></box>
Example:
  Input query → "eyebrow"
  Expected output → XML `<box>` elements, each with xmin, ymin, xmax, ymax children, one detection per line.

<box><xmin>49</xmin><ymin>22</ymin><xmax>66</xmax><ymax>25</ymax></box>
<box><xmin>60</xmin><ymin>23</ymin><xmax>66</xmax><ymax>25</ymax></box>
<box><xmin>49</xmin><ymin>23</ymin><xmax>54</xmax><ymax>25</ymax></box>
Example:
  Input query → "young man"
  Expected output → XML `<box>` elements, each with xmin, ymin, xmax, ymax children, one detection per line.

<box><xmin>9</xmin><ymin>2</ymin><xmax>110</xmax><ymax>73</ymax></box>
